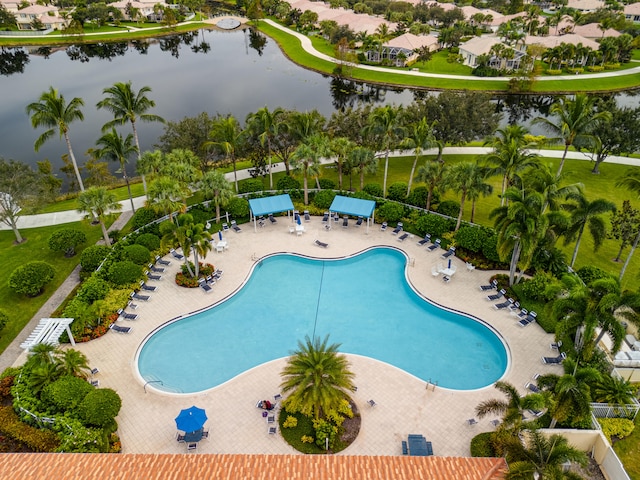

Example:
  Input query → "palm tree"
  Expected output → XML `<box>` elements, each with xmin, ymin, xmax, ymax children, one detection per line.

<box><xmin>533</xmin><ymin>94</ymin><xmax>612</xmax><ymax>177</ymax></box>
<box><xmin>616</xmin><ymin>169</ymin><xmax>640</xmax><ymax>280</ymax></box>
<box><xmin>184</xmin><ymin>220</ymin><xmax>212</xmax><ymax>278</ymax></box>
<box><xmin>161</xmin><ymin>213</ymin><xmax>196</xmax><ymax>277</ymax></box>
<box><xmin>246</xmin><ymin>106</ymin><xmax>286</xmax><ymax>190</ymax></box>
<box><xmin>95</xmin><ymin>128</ymin><xmax>138</xmax><ymax>213</ymax></box>
<box><xmin>475</xmin><ymin>381</ymin><xmax>547</xmax><ymax>432</ymax></box>
<box><xmin>363</xmin><ymin>105</ymin><xmax>404</xmax><ymax>198</ymax></box>
<box><xmin>206</xmin><ymin>115</ymin><xmax>245</xmax><ymax>192</ymax></box>
<box><xmin>415</xmin><ymin>160</ymin><xmax>448</xmax><ymax>212</ymax></box>
<box><xmin>96</xmin><ymin>81</ymin><xmax>165</xmax><ymax>193</ymax></box>
<box><xmin>137</xmin><ymin>149</ymin><xmax>165</xmax><ymax>181</ymax></box>
<box><xmin>280</xmin><ymin>335</ymin><xmax>355</xmax><ymax>420</ymax></box>
<box><xmin>443</xmin><ymin>161</ymin><xmax>491</xmax><ymax>231</ymax></box>
<box><xmin>146</xmin><ymin>176</ymin><xmax>186</xmax><ymax>222</ymax></box>
<box><xmin>348</xmin><ymin>146</ymin><xmax>377</xmax><ymax>190</ymax></box>
<box><xmin>26</xmin><ymin>87</ymin><xmax>86</xmax><ymax>192</ymax></box>
<box><xmin>490</xmin><ymin>187</ymin><xmax>547</xmax><ymax>286</ymax></box>
<box><xmin>483</xmin><ymin>125</ymin><xmax>540</xmax><ymax>206</ymax></box>
<box><xmin>25</xmin><ymin>343</ymin><xmax>59</xmax><ymax>370</ymax></box>
<box><xmin>592</xmin><ymin>375</ymin><xmax>636</xmax><ymax>406</ymax></box>
<box><xmin>77</xmin><ymin>186</ymin><xmax>122</xmax><ymax>246</ymax></box>
<box><xmin>400</xmin><ymin>117</ymin><xmax>436</xmax><ymax>195</ymax></box>
<box><xmin>527</xmin><ymin>164</ymin><xmax>582</xmax><ymax>213</ymax></box>
<box><xmin>199</xmin><ymin>170</ymin><xmax>234</xmax><ymax>223</ymax></box>
<box><xmin>329</xmin><ymin>136</ymin><xmax>356</xmax><ymax>191</ymax></box>
<box><xmin>291</xmin><ymin>134</ymin><xmax>330</xmax><ymax>205</ymax></box>
<box><xmin>506</xmin><ymin>429</ymin><xmax>587</xmax><ymax>479</ymax></box>
<box><xmin>563</xmin><ymin>192</ymin><xmax>616</xmax><ymax>268</ymax></box>
<box><xmin>58</xmin><ymin>348</ymin><xmax>91</xmax><ymax>379</ymax></box>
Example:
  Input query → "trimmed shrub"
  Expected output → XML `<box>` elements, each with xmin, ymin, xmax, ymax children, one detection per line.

<box><xmin>124</xmin><ymin>244</ymin><xmax>151</xmax><ymax>266</ymax></box>
<box><xmin>277</xmin><ymin>176</ymin><xmax>301</xmax><ymax>190</ymax></box>
<box><xmin>436</xmin><ymin>200</ymin><xmax>459</xmax><ymax>218</ymax></box>
<box><xmin>577</xmin><ymin>265</ymin><xmax>613</xmax><ymax>285</ymax></box>
<box><xmin>107</xmin><ymin>261</ymin><xmax>142</xmax><ymax>286</ymax></box>
<box><xmin>41</xmin><ymin>376</ymin><xmax>93</xmax><ymax>413</ymax></box>
<box><xmin>415</xmin><ymin>213</ymin><xmax>455</xmax><ymax>238</ymax></box>
<box><xmin>131</xmin><ymin>206</ymin><xmax>162</xmax><ymax>231</ymax></box>
<box><xmin>78</xmin><ymin>388</ymin><xmax>122</xmax><ymax>428</ymax></box>
<box><xmin>313</xmin><ymin>190</ymin><xmax>336</xmax><ymax>210</ymax></box>
<box><xmin>8</xmin><ymin>262</ymin><xmax>56</xmax><ymax>297</ymax></box>
<box><xmin>239</xmin><ymin>178</ymin><xmax>264</xmax><ymax>194</ymax></box>
<box><xmin>225</xmin><ymin>197</ymin><xmax>250</xmax><ymax>219</ymax></box>
<box><xmin>135</xmin><ymin>233</ymin><xmax>160</xmax><ymax>252</ymax></box>
<box><xmin>519</xmin><ymin>272</ymin><xmax>560</xmax><ymax>302</ymax></box>
<box><xmin>187</xmin><ymin>207</ymin><xmax>210</xmax><ymax>226</ymax></box>
<box><xmin>48</xmin><ymin>229</ymin><xmax>87</xmax><ymax>257</ymax></box>
<box><xmin>76</xmin><ymin>277</ymin><xmax>111</xmax><ymax>304</ymax></box>
<box><xmin>0</xmin><ymin>310</ymin><xmax>8</xmax><ymax>332</ymax></box>
<box><xmin>0</xmin><ymin>406</ymin><xmax>60</xmax><ymax>452</ymax></box>
<box><xmin>80</xmin><ymin>245</ymin><xmax>111</xmax><ymax>273</ymax></box>
<box><xmin>318</xmin><ymin>178</ymin><xmax>336</xmax><ymax>190</ymax></box>
<box><xmin>405</xmin><ymin>186</ymin><xmax>429</xmax><ymax>208</ymax></box>
<box><xmin>363</xmin><ymin>183</ymin><xmax>383</xmax><ymax>197</ymax></box>
<box><xmin>482</xmin><ymin>234</ymin><xmax>501</xmax><ymax>263</ymax></box>
<box><xmin>598</xmin><ymin>418</ymin><xmax>635</xmax><ymax>443</ymax></box>
<box><xmin>387</xmin><ymin>182</ymin><xmax>408</xmax><ymax>202</ymax></box>
<box><xmin>455</xmin><ymin>225</ymin><xmax>489</xmax><ymax>253</ymax></box>
<box><xmin>376</xmin><ymin>202</ymin><xmax>404</xmax><ymax>223</ymax></box>
<box><xmin>350</xmin><ymin>190</ymin><xmax>375</xmax><ymax>201</ymax></box>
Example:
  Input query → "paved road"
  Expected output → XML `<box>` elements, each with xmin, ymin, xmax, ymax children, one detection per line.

<box><xmin>2</xmin><ymin>147</ymin><xmax>637</xmax><ymax>231</ymax></box>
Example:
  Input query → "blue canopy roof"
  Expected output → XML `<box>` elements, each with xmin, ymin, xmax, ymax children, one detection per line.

<box><xmin>249</xmin><ymin>194</ymin><xmax>294</xmax><ymax>217</ymax></box>
<box><xmin>329</xmin><ymin>195</ymin><xmax>376</xmax><ymax>218</ymax></box>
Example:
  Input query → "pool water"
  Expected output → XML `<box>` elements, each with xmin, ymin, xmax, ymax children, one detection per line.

<box><xmin>137</xmin><ymin>248</ymin><xmax>508</xmax><ymax>393</ymax></box>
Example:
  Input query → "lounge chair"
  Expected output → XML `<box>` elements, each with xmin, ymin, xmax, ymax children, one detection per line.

<box><xmin>441</xmin><ymin>247</ymin><xmax>455</xmax><ymax>259</ymax></box>
<box><xmin>268</xmin><ymin>426</ymin><xmax>277</xmax><ymax>435</ymax></box>
<box><xmin>198</xmin><ymin>278</ymin><xmax>213</xmax><ymax>293</ymax></box>
<box><xmin>380</xmin><ymin>222</ymin><xmax>387</xmax><ymax>231</ymax></box>
<box><xmin>170</xmin><ymin>248</ymin><xmax>184</xmax><ymax>260</ymax></box>
<box><xmin>131</xmin><ymin>291</ymin><xmax>150</xmax><ymax>302</ymax></box>
<box><xmin>512</xmin><ymin>308</ymin><xmax>529</xmax><ymax>319</ymax></box>
<box><xmin>542</xmin><ymin>352</ymin><xmax>566</xmax><ymax>364</ymax></box>
<box><xmin>398</xmin><ymin>233</ymin><xmax>409</xmax><ymax>242</ymax></box>
<box><xmin>144</xmin><ymin>270</ymin><xmax>162</xmax><ymax>281</ymax></box>
<box><xmin>258</xmin><ymin>216</ymin><xmax>265</xmax><ymax>228</ymax></box>
<box><xmin>155</xmin><ymin>255</ymin><xmax>171</xmax><ymax>266</ymax></box>
<box><xmin>519</xmin><ymin>311</ymin><xmax>537</xmax><ymax>327</ymax></box>
<box><xmin>315</xmin><ymin>240</ymin><xmax>328</xmax><ymax>248</ymax></box>
<box><xmin>490</xmin><ymin>419</ymin><xmax>501</xmax><ymax>427</ymax></box>
<box><xmin>392</xmin><ymin>222</ymin><xmax>403</xmax><ymax>235</ymax></box>
<box><xmin>213</xmin><ymin>269</ymin><xmax>223</xmax><ymax>279</ymax></box>
<box><xmin>109</xmin><ymin>323</ymin><xmax>132</xmax><ymax>334</ymax></box>
<box><xmin>274</xmin><ymin>393</ymin><xmax>282</xmax><ymax>402</ymax></box>
<box><xmin>493</xmin><ymin>298</ymin><xmax>514</xmax><ymax>310</ymax></box>
<box><xmin>149</xmin><ymin>264</ymin><xmax>165</xmax><ymax>273</ymax></box>
<box><xmin>304</xmin><ymin>210</ymin><xmax>310</xmax><ymax>222</ymax></box>
<box><xmin>525</xmin><ymin>382</ymin><xmax>540</xmax><ymax>393</ymax></box>
<box><xmin>268</xmin><ymin>214</ymin><xmax>277</xmax><ymax>224</ymax></box>
<box><xmin>117</xmin><ymin>309</ymin><xmax>138</xmax><ymax>321</ymax></box>
<box><xmin>480</xmin><ymin>279</ymin><xmax>498</xmax><ymax>291</ymax></box>
<box><xmin>402</xmin><ymin>440</ymin><xmax>408</xmax><ymax>455</ymax></box>
<box><xmin>90</xmin><ymin>379</ymin><xmax>100</xmax><ymax>387</ymax></box>
<box><xmin>529</xmin><ymin>409</ymin><xmax>544</xmax><ymax>418</ymax></box>
<box><xmin>342</xmin><ymin>216</ymin><xmax>349</xmax><ymax>227</ymax></box>
<box><xmin>550</xmin><ymin>340</ymin><xmax>562</xmax><ymax>350</ymax></box>
<box><xmin>368</xmin><ymin>399</ymin><xmax>377</xmax><ymax>407</ymax></box>
<box><xmin>355</xmin><ymin>216</ymin><xmax>363</xmax><ymax>227</ymax></box>
<box><xmin>322</xmin><ymin>212</ymin><xmax>329</xmax><ymax>223</ymax></box>
<box><xmin>90</xmin><ymin>367</ymin><xmax>100</xmax><ymax>376</ymax></box>
<box><xmin>267</xmin><ymin>414</ymin><xmax>275</xmax><ymax>424</ymax></box>
<box><xmin>417</xmin><ymin>234</ymin><xmax>431</xmax><ymax>246</ymax></box>
<box><xmin>427</xmin><ymin>239</ymin><xmax>441</xmax><ymax>252</ymax></box>
<box><xmin>222</xmin><ymin>223</ymin><xmax>230</xmax><ymax>232</ymax></box>
<box><xmin>487</xmin><ymin>289</ymin><xmax>506</xmax><ymax>301</ymax></box>
<box><xmin>231</xmin><ymin>220</ymin><xmax>242</xmax><ymax>233</ymax></box>
<box><xmin>205</xmin><ymin>275</ymin><xmax>216</xmax><ymax>285</ymax></box>
<box><xmin>333</xmin><ymin>212</ymin><xmax>340</xmax><ymax>222</ymax></box>
<box><xmin>139</xmin><ymin>281</ymin><xmax>157</xmax><ymax>292</ymax></box>
<box><xmin>509</xmin><ymin>301</ymin><xmax>521</xmax><ymax>313</ymax></box>
<box><xmin>467</xmin><ymin>418</ymin><xmax>478</xmax><ymax>426</ymax></box>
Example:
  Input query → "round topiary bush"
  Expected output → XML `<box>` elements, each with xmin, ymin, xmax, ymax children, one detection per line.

<box><xmin>41</xmin><ymin>376</ymin><xmax>93</xmax><ymax>413</ymax></box>
<box><xmin>437</xmin><ymin>200</ymin><xmax>460</xmax><ymax>218</ymax></box>
<box><xmin>313</xmin><ymin>190</ymin><xmax>337</xmax><ymax>210</ymax></box>
<box><xmin>135</xmin><ymin>233</ymin><xmax>160</xmax><ymax>252</ymax></box>
<box><xmin>80</xmin><ymin>245</ymin><xmax>111</xmax><ymax>273</ymax></box>
<box><xmin>78</xmin><ymin>388</ymin><xmax>122</xmax><ymax>428</ymax></box>
<box><xmin>131</xmin><ymin>206</ymin><xmax>161</xmax><ymax>231</ymax></box>
<box><xmin>239</xmin><ymin>178</ymin><xmax>265</xmax><ymax>194</ymax></box>
<box><xmin>48</xmin><ymin>229</ymin><xmax>87</xmax><ymax>257</ymax></box>
<box><xmin>406</xmin><ymin>186</ymin><xmax>430</xmax><ymax>208</ymax></box>
<box><xmin>124</xmin><ymin>244</ymin><xmax>151</xmax><ymax>266</ymax></box>
<box><xmin>277</xmin><ymin>176</ymin><xmax>301</xmax><ymax>191</ymax></box>
<box><xmin>226</xmin><ymin>197</ymin><xmax>249</xmax><ymax>219</ymax></box>
<box><xmin>8</xmin><ymin>262</ymin><xmax>56</xmax><ymax>297</ymax></box>
<box><xmin>363</xmin><ymin>183</ymin><xmax>383</xmax><ymax>197</ymax></box>
<box><xmin>318</xmin><ymin>178</ymin><xmax>336</xmax><ymax>190</ymax></box>
<box><xmin>376</xmin><ymin>202</ymin><xmax>404</xmax><ymax>223</ymax></box>
<box><xmin>107</xmin><ymin>261</ymin><xmax>142</xmax><ymax>286</ymax></box>
<box><xmin>76</xmin><ymin>277</ymin><xmax>111</xmax><ymax>304</ymax></box>
<box><xmin>386</xmin><ymin>182</ymin><xmax>408</xmax><ymax>202</ymax></box>
<box><xmin>576</xmin><ymin>265</ymin><xmax>613</xmax><ymax>285</ymax></box>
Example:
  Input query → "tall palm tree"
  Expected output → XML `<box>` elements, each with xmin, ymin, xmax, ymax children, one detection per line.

<box><xmin>490</xmin><ymin>187</ymin><xmax>547</xmax><ymax>286</ymax></box>
<box><xmin>363</xmin><ymin>105</ymin><xmax>404</xmax><ymax>198</ymax></box>
<box><xmin>348</xmin><ymin>146</ymin><xmax>377</xmax><ymax>190</ymax></box>
<box><xmin>483</xmin><ymin>125</ymin><xmax>540</xmax><ymax>206</ymax></box>
<box><xmin>25</xmin><ymin>343</ymin><xmax>59</xmax><ymax>370</ymax></box>
<box><xmin>593</xmin><ymin>375</ymin><xmax>636</xmax><ymax>406</ymax></box>
<box><xmin>137</xmin><ymin>150</ymin><xmax>165</xmax><ymax>181</ymax></box>
<box><xmin>563</xmin><ymin>192</ymin><xmax>616</xmax><ymax>268</ymax></box>
<box><xmin>329</xmin><ymin>136</ymin><xmax>356</xmax><ymax>191</ymax></box>
<box><xmin>400</xmin><ymin>117</ymin><xmax>436</xmax><ymax>195</ymax></box>
<box><xmin>205</xmin><ymin>115</ymin><xmax>245</xmax><ymax>192</ymax></box>
<box><xmin>184</xmin><ymin>221</ymin><xmax>212</xmax><ymax>278</ymax></box>
<box><xmin>77</xmin><ymin>186</ymin><xmax>121</xmax><ymax>246</ymax></box>
<box><xmin>246</xmin><ymin>106</ymin><xmax>285</xmax><ymax>189</ymax></box>
<box><xmin>58</xmin><ymin>348</ymin><xmax>91</xmax><ymax>379</ymax></box>
<box><xmin>146</xmin><ymin>176</ymin><xmax>187</xmax><ymax>223</ymax></box>
<box><xmin>506</xmin><ymin>429</ymin><xmax>587</xmax><ymax>479</ymax></box>
<box><xmin>199</xmin><ymin>170</ymin><xmax>234</xmax><ymax>223</ymax></box>
<box><xmin>26</xmin><ymin>87</ymin><xmax>86</xmax><ymax>192</ymax></box>
<box><xmin>280</xmin><ymin>335</ymin><xmax>355</xmax><ymax>420</ymax></box>
<box><xmin>533</xmin><ymin>94</ymin><xmax>612</xmax><ymax>177</ymax></box>
<box><xmin>443</xmin><ymin>161</ymin><xmax>492</xmax><ymax>231</ymax></box>
<box><xmin>161</xmin><ymin>213</ymin><xmax>195</xmax><ymax>277</ymax></box>
<box><xmin>291</xmin><ymin>134</ymin><xmax>330</xmax><ymax>205</ymax></box>
<box><xmin>616</xmin><ymin>169</ymin><xmax>640</xmax><ymax>280</ymax></box>
<box><xmin>527</xmin><ymin>164</ymin><xmax>582</xmax><ymax>213</ymax></box>
<box><xmin>415</xmin><ymin>160</ymin><xmax>448</xmax><ymax>212</ymax></box>
<box><xmin>95</xmin><ymin>128</ymin><xmax>138</xmax><ymax>213</ymax></box>
<box><xmin>475</xmin><ymin>381</ymin><xmax>547</xmax><ymax>432</ymax></box>
<box><xmin>96</xmin><ymin>81</ymin><xmax>165</xmax><ymax>192</ymax></box>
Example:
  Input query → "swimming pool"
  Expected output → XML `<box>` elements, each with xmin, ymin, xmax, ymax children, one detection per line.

<box><xmin>136</xmin><ymin>247</ymin><xmax>508</xmax><ymax>393</ymax></box>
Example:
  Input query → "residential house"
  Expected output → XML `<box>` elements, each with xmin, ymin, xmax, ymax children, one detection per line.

<box><xmin>15</xmin><ymin>4</ymin><xmax>66</xmax><ymax>30</ymax></box>
<box><xmin>624</xmin><ymin>2</ymin><xmax>640</xmax><ymax>23</ymax></box>
<box><xmin>109</xmin><ymin>0</ymin><xmax>159</xmax><ymax>21</ymax></box>
<box><xmin>370</xmin><ymin>33</ymin><xmax>438</xmax><ymax>66</ymax></box>
<box><xmin>566</xmin><ymin>0</ymin><xmax>605</xmax><ymax>12</ymax></box>
<box><xmin>459</xmin><ymin>35</ymin><xmax>526</xmax><ymax>70</ymax></box>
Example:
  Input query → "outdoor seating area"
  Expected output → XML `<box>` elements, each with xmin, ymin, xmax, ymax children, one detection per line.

<box><xmin>175</xmin><ymin>406</ymin><xmax>209</xmax><ymax>452</ymax></box>
<box><xmin>402</xmin><ymin>434</ymin><xmax>433</xmax><ymax>456</ymax></box>
<box><xmin>542</xmin><ymin>352</ymin><xmax>567</xmax><ymax>364</ymax></box>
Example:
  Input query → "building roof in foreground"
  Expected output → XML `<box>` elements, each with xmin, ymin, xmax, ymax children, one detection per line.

<box><xmin>0</xmin><ymin>453</ymin><xmax>508</xmax><ymax>480</ymax></box>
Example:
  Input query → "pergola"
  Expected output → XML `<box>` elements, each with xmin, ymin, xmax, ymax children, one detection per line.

<box><xmin>20</xmin><ymin>318</ymin><xmax>75</xmax><ymax>350</ymax></box>
<box><xmin>329</xmin><ymin>195</ymin><xmax>376</xmax><ymax>233</ymax></box>
<box><xmin>248</xmin><ymin>194</ymin><xmax>295</xmax><ymax>232</ymax></box>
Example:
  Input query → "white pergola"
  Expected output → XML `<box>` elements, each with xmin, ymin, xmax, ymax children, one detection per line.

<box><xmin>20</xmin><ymin>318</ymin><xmax>75</xmax><ymax>350</ymax></box>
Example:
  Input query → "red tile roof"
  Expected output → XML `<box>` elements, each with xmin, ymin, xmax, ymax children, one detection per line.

<box><xmin>0</xmin><ymin>453</ymin><xmax>507</xmax><ymax>480</ymax></box>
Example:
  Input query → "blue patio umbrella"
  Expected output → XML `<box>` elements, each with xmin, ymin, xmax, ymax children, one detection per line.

<box><xmin>218</xmin><ymin>230</ymin><xmax>223</xmax><ymax>241</ymax></box>
<box><xmin>296</xmin><ymin>215</ymin><xmax>301</xmax><ymax>225</ymax></box>
<box><xmin>175</xmin><ymin>406</ymin><xmax>208</xmax><ymax>433</ymax></box>
<box><xmin>448</xmin><ymin>258</ymin><xmax>452</xmax><ymax>269</ymax></box>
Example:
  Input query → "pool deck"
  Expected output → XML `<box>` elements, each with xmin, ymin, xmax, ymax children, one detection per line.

<box><xmin>28</xmin><ymin>217</ymin><xmax>564</xmax><ymax>456</ymax></box>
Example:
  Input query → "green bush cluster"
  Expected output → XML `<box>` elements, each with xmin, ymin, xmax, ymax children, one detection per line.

<box><xmin>313</xmin><ymin>190</ymin><xmax>336</xmax><ymax>210</ymax></box>
<box><xmin>406</xmin><ymin>186</ymin><xmax>431</xmax><ymax>208</ymax></box>
<box><xmin>226</xmin><ymin>197</ymin><xmax>250</xmax><ymax>219</ymax></box>
<box><xmin>277</xmin><ymin>176</ymin><xmax>301</xmax><ymax>191</ymax></box>
<box><xmin>519</xmin><ymin>272</ymin><xmax>561</xmax><ymax>303</ymax></box>
<box><xmin>131</xmin><ymin>206</ymin><xmax>162</xmax><ymax>231</ymax></box>
<box><xmin>415</xmin><ymin>213</ymin><xmax>455</xmax><ymax>238</ymax></box>
<box><xmin>362</xmin><ymin>183</ymin><xmax>383</xmax><ymax>197</ymax></box>
<box><xmin>48</xmin><ymin>229</ymin><xmax>87</xmax><ymax>257</ymax></box>
<box><xmin>313</xmin><ymin>418</ymin><xmax>338</xmax><ymax>449</ymax></box>
<box><xmin>387</xmin><ymin>182</ymin><xmax>408</xmax><ymax>202</ymax></box>
<box><xmin>576</xmin><ymin>265</ymin><xmax>613</xmax><ymax>285</ymax></box>
<box><xmin>124</xmin><ymin>244</ymin><xmax>151</xmax><ymax>265</ymax></box>
<box><xmin>239</xmin><ymin>178</ymin><xmax>265</xmax><ymax>194</ymax></box>
<box><xmin>470</xmin><ymin>432</ymin><xmax>496</xmax><ymax>457</ymax></box>
<box><xmin>0</xmin><ymin>406</ymin><xmax>60</xmax><ymax>452</ymax></box>
<box><xmin>318</xmin><ymin>179</ymin><xmax>336</xmax><ymax>190</ymax></box>
<box><xmin>8</xmin><ymin>261</ymin><xmax>56</xmax><ymax>297</ymax></box>
<box><xmin>80</xmin><ymin>245</ymin><xmax>111</xmax><ymax>273</ymax></box>
<box><xmin>107</xmin><ymin>260</ymin><xmax>142</xmax><ymax>285</ymax></box>
<box><xmin>135</xmin><ymin>233</ymin><xmax>161</xmax><ymax>252</ymax></box>
<box><xmin>436</xmin><ymin>200</ymin><xmax>460</xmax><ymax>218</ymax></box>
<box><xmin>376</xmin><ymin>202</ymin><xmax>405</xmax><ymax>223</ymax></box>
<box><xmin>41</xmin><ymin>376</ymin><xmax>93</xmax><ymax>412</ymax></box>
<box><xmin>76</xmin><ymin>277</ymin><xmax>110</xmax><ymax>304</ymax></box>
<box><xmin>283</xmin><ymin>416</ymin><xmax>298</xmax><ymax>428</ymax></box>
<box><xmin>78</xmin><ymin>388</ymin><xmax>122</xmax><ymax>428</ymax></box>
<box><xmin>598</xmin><ymin>418</ymin><xmax>635</xmax><ymax>443</ymax></box>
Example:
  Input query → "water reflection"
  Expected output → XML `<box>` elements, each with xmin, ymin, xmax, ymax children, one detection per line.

<box><xmin>0</xmin><ymin>47</ymin><xmax>29</xmax><ymax>76</ymax></box>
<box><xmin>330</xmin><ymin>76</ymin><xmax>396</xmax><ymax>110</ymax></box>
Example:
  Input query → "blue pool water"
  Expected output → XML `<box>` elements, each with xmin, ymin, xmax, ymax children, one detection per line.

<box><xmin>137</xmin><ymin>248</ymin><xmax>508</xmax><ymax>393</ymax></box>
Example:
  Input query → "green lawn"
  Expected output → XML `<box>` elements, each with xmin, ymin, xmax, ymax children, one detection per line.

<box><xmin>0</xmin><ymin>220</ymin><xmax>112</xmax><ymax>354</ymax></box>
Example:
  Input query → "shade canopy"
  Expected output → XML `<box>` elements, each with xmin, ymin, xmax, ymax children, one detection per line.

<box><xmin>249</xmin><ymin>194</ymin><xmax>294</xmax><ymax>217</ymax></box>
<box><xmin>329</xmin><ymin>196</ymin><xmax>375</xmax><ymax>219</ymax></box>
<box><xmin>175</xmin><ymin>406</ymin><xmax>208</xmax><ymax>433</ymax></box>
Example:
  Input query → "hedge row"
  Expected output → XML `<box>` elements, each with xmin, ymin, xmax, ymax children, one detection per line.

<box><xmin>0</xmin><ymin>406</ymin><xmax>60</xmax><ymax>452</ymax></box>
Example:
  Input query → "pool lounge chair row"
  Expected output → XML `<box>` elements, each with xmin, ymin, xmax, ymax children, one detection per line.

<box><xmin>542</xmin><ymin>352</ymin><xmax>566</xmax><ymax>364</ymax></box>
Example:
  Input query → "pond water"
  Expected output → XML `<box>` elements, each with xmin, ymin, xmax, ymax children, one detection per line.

<box><xmin>0</xmin><ymin>27</ymin><xmax>638</xmax><ymax>178</ymax></box>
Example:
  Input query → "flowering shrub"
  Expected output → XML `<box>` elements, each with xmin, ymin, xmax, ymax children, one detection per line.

<box><xmin>175</xmin><ymin>263</ymin><xmax>215</xmax><ymax>288</ymax></box>
<box><xmin>283</xmin><ymin>416</ymin><xmax>298</xmax><ymax>428</ymax></box>
<box><xmin>175</xmin><ymin>273</ymin><xmax>199</xmax><ymax>288</ymax></box>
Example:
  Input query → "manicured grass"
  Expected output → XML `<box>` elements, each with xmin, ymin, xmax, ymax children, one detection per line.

<box><xmin>412</xmin><ymin>50</ymin><xmax>473</xmax><ymax>75</ymax></box>
<box><xmin>612</xmin><ymin>413</ymin><xmax>640</xmax><ymax>480</ymax></box>
<box><xmin>38</xmin><ymin>182</ymin><xmax>147</xmax><ymax>213</ymax></box>
<box><xmin>0</xmin><ymin>220</ymin><xmax>112</xmax><ymax>354</ymax></box>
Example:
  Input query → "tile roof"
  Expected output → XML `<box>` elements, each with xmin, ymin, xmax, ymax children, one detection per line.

<box><xmin>0</xmin><ymin>453</ymin><xmax>508</xmax><ymax>480</ymax></box>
